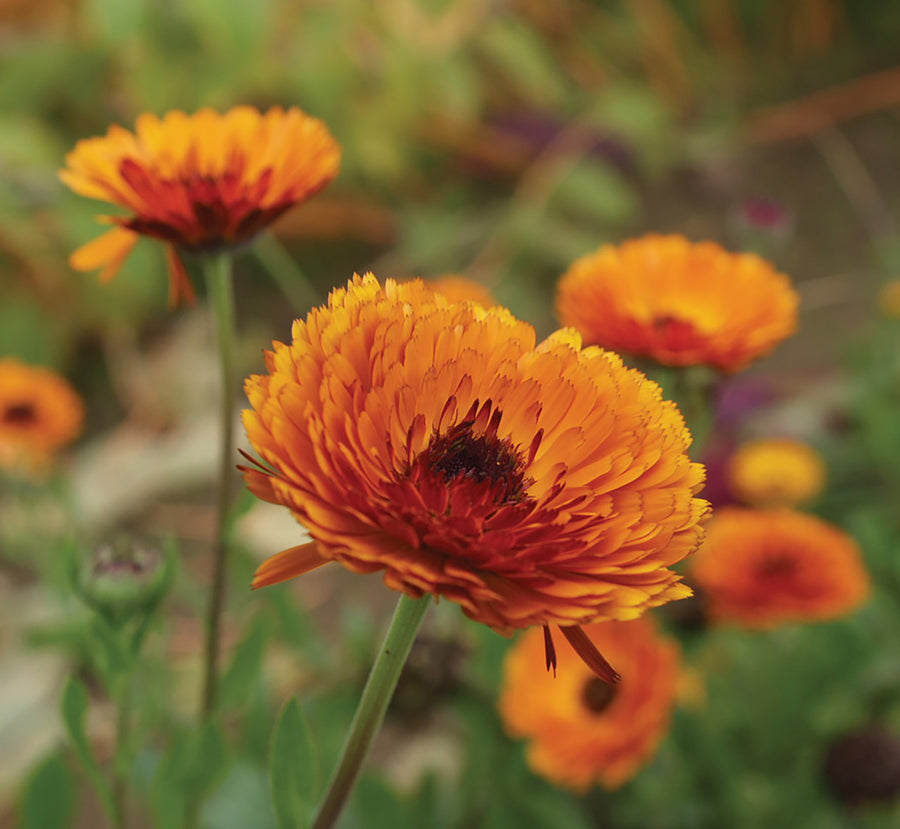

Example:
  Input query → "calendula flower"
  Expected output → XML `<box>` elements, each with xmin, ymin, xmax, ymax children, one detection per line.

<box><xmin>691</xmin><ymin>507</ymin><xmax>869</xmax><ymax>628</ymax></box>
<box><xmin>498</xmin><ymin>617</ymin><xmax>680</xmax><ymax>791</ymax></box>
<box><xmin>555</xmin><ymin>235</ymin><xmax>798</xmax><ymax>373</ymax></box>
<box><xmin>426</xmin><ymin>275</ymin><xmax>496</xmax><ymax>307</ymax></box>
<box><xmin>60</xmin><ymin>106</ymin><xmax>341</xmax><ymax>307</ymax></box>
<box><xmin>0</xmin><ymin>358</ymin><xmax>84</xmax><ymax>471</ymax></box>
<box><xmin>243</xmin><ymin>274</ymin><xmax>708</xmax><ymax>680</ymax></box>
<box><xmin>728</xmin><ymin>438</ymin><xmax>826</xmax><ymax>507</ymax></box>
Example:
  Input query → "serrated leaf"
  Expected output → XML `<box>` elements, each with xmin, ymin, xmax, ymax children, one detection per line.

<box><xmin>269</xmin><ymin>697</ymin><xmax>317</xmax><ymax>829</ymax></box>
<box><xmin>19</xmin><ymin>753</ymin><xmax>76</xmax><ymax>829</ymax></box>
<box><xmin>217</xmin><ymin>614</ymin><xmax>271</xmax><ymax>713</ymax></box>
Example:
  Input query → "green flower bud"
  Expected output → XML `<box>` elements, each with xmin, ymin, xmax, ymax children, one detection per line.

<box><xmin>78</xmin><ymin>538</ymin><xmax>171</xmax><ymax>623</ymax></box>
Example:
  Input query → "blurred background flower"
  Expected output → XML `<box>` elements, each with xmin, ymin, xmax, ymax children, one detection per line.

<box><xmin>690</xmin><ymin>507</ymin><xmax>869</xmax><ymax>628</ymax></box>
<box><xmin>727</xmin><ymin>437</ymin><xmax>827</xmax><ymax>507</ymax></box>
<box><xmin>0</xmin><ymin>356</ymin><xmax>83</xmax><ymax>473</ymax></box>
<box><xmin>498</xmin><ymin>617</ymin><xmax>680</xmax><ymax>791</ymax></box>
<box><xmin>555</xmin><ymin>234</ymin><xmax>799</xmax><ymax>373</ymax></box>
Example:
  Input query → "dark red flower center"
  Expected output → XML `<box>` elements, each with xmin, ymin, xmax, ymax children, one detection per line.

<box><xmin>756</xmin><ymin>553</ymin><xmax>797</xmax><ymax>580</ymax></box>
<box><xmin>420</xmin><ymin>419</ymin><xmax>527</xmax><ymax>504</ymax></box>
<box><xmin>582</xmin><ymin>676</ymin><xmax>618</xmax><ymax>714</ymax></box>
<box><xmin>3</xmin><ymin>402</ymin><xmax>36</xmax><ymax>425</ymax></box>
<box><xmin>652</xmin><ymin>314</ymin><xmax>699</xmax><ymax>349</ymax></box>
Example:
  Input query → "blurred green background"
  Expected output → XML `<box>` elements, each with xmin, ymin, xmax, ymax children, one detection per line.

<box><xmin>5</xmin><ymin>1</ymin><xmax>900</xmax><ymax>827</ymax></box>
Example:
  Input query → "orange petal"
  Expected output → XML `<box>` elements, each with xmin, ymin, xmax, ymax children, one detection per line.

<box><xmin>559</xmin><ymin>625</ymin><xmax>622</xmax><ymax>684</ymax></box>
<box><xmin>164</xmin><ymin>245</ymin><xmax>196</xmax><ymax>308</ymax></box>
<box><xmin>252</xmin><ymin>541</ymin><xmax>329</xmax><ymax>589</ymax></box>
<box><xmin>69</xmin><ymin>226</ymin><xmax>139</xmax><ymax>282</ymax></box>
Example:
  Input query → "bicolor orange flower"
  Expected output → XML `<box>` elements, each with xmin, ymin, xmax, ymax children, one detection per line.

<box><xmin>0</xmin><ymin>358</ymin><xmax>84</xmax><ymax>471</ymax></box>
<box><xmin>60</xmin><ymin>106</ymin><xmax>341</xmax><ymax>307</ymax></box>
<box><xmin>728</xmin><ymin>438</ymin><xmax>826</xmax><ymax>507</ymax></box>
<box><xmin>499</xmin><ymin>617</ymin><xmax>680</xmax><ymax>791</ymax></box>
<box><xmin>555</xmin><ymin>235</ymin><xmax>798</xmax><ymax>373</ymax></box>
<box><xmin>243</xmin><ymin>274</ymin><xmax>708</xmax><ymax>680</ymax></box>
<box><xmin>691</xmin><ymin>507</ymin><xmax>869</xmax><ymax>628</ymax></box>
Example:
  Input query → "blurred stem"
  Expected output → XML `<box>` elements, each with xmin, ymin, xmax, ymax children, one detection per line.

<box><xmin>111</xmin><ymin>674</ymin><xmax>133</xmax><ymax>829</ymax></box>
<box><xmin>200</xmin><ymin>252</ymin><xmax>237</xmax><ymax>716</ymax></box>
<box><xmin>253</xmin><ymin>232</ymin><xmax>320</xmax><ymax>313</ymax></box>
<box><xmin>312</xmin><ymin>594</ymin><xmax>432</xmax><ymax>829</ymax></box>
<box><xmin>669</xmin><ymin>366</ymin><xmax>719</xmax><ymax>458</ymax></box>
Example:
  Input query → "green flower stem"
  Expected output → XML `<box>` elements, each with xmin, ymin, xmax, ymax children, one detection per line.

<box><xmin>253</xmin><ymin>232</ymin><xmax>320</xmax><ymax>314</ymax></box>
<box><xmin>312</xmin><ymin>594</ymin><xmax>432</xmax><ymax>829</ymax></box>
<box><xmin>111</xmin><ymin>674</ymin><xmax>133</xmax><ymax>829</ymax></box>
<box><xmin>200</xmin><ymin>251</ymin><xmax>238</xmax><ymax>716</ymax></box>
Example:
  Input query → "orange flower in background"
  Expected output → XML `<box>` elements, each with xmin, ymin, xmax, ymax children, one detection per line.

<box><xmin>0</xmin><ymin>358</ymin><xmax>84</xmax><ymax>471</ymax></box>
<box><xmin>60</xmin><ymin>106</ymin><xmax>341</xmax><ymax>307</ymax></box>
<box><xmin>243</xmin><ymin>274</ymin><xmax>708</xmax><ymax>680</ymax></box>
<box><xmin>691</xmin><ymin>507</ymin><xmax>869</xmax><ymax>628</ymax></box>
<box><xmin>426</xmin><ymin>275</ymin><xmax>496</xmax><ymax>307</ymax></box>
<box><xmin>499</xmin><ymin>617</ymin><xmax>680</xmax><ymax>791</ymax></box>
<box><xmin>728</xmin><ymin>438</ymin><xmax>826</xmax><ymax>507</ymax></box>
<box><xmin>556</xmin><ymin>234</ymin><xmax>798</xmax><ymax>373</ymax></box>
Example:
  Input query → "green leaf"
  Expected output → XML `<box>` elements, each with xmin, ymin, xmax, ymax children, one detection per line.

<box><xmin>60</xmin><ymin>677</ymin><xmax>114</xmax><ymax>818</ymax></box>
<box><xmin>217</xmin><ymin>614</ymin><xmax>271</xmax><ymax>713</ymax></box>
<box><xmin>19</xmin><ymin>752</ymin><xmax>76</xmax><ymax>829</ymax></box>
<box><xmin>269</xmin><ymin>697</ymin><xmax>317</xmax><ymax>829</ymax></box>
<box><xmin>551</xmin><ymin>158</ymin><xmax>639</xmax><ymax>227</ymax></box>
<box><xmin>152</xmin><ymin>721</ymin><xmax>231</xmax><ymax>829</ymax></box>
<box><xmin>61</xmin><ymin>678</ymin><xmax>99</xmax><ymax>779</ymax></box>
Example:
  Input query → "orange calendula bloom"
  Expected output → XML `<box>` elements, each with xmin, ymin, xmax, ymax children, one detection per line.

<box><xmin>691</xmin><ymin>507</ymin><xmax>869</xmax><ymax>628</ymax></box>
<box><xmin>243</xmin><ymin>274</ymin><xmax>708</xmax><ymax>680</ymax></box>
<box><xmin>499</xmin><ymin>617</ymin><xmax>680</xmax><ymax>791</ymax></box>
<box><xmin>556</xmin><ymin>234</ymin><xmax>798</xmax><ymax>373</ymax></box>
<box><xmin>59</xmin><ymin>106</ymin><xmax>341</xmax><ymax>307</ymax></box>
<box><xmin>728</xmin><ymin>438</ymin><xmax>826</xmax><ymax>507</ymax></box>
<box><xmin>0</xmin><ymin>358</ymin><xmax>84</xmax><ymax>471</ymax></box>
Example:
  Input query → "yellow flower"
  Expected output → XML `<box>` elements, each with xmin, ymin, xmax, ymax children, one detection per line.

<box><xmin>691</xmin><ymin>507</ymin><xmax>869</xmax><ymax>628</ymax></box>
<box><xmin>556</xmin><ymin>234</ymin><xmax>798</xmax><ymax>372</ymax></box>
<box><xmin>498</xmin><ymin>617</ymin><xmax>680</xmax><ymax>791</ymax></box>
<box><xmin>728</xmin><ymin>438</ymin><xmax>826</xmax><ymax>507</ymax></box>
<box><xmin>0</xmin><ymin>358</ymin><xmax>84</xmax><ymax>472</ymax></box>
<box><xmin>60</xmin><ymin>106</ymin><xmax>341</xmax><ymax>307</ymax></box>
<box><xmin>243</xmin><ymin>274</ymin><xmax>708</xmax><ymax>680</ymax></box>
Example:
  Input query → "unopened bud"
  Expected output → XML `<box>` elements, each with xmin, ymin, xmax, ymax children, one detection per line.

<box><xmin>79</xmin><ymin>538</ymin><xmax>170</xmax><ymax>622</ymax></box>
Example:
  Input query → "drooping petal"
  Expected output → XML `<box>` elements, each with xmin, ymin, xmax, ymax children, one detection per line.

<box><xmin>251</xmin><ymin>542</ymin><xmax>329</xmax><ymax>589</ymax></box>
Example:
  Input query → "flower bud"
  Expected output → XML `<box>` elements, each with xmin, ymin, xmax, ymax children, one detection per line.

<box><xmin>78</xmin><ymin>538</ymin><xmax>170</xmax><ymax>622</ymax></box>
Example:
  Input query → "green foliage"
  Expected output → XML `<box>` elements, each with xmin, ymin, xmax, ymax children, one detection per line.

<box><xmin>152</xmin><ymin>721</ymin><xmax>230</xmax><ymax>829</ymax></box>
<box><xmin>19</xmin><ymin>752</ymin><xmax>77</xmax><ymax>829</ymax></box>
<box><xmin>269</xmin><ymin>697</ymin><xmax>317</xmax><ymax>829</ymax></box>
<box><xmin>217</xmin><ymin>613</ymin><xmax>272</xmax><ymax>713</ymax></box>
<box><xmin>61</xmin><ymin>677</ymin><xmax>115</xmax><ymax>820</ymax></box>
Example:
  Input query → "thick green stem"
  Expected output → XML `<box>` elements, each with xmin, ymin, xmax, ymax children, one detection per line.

<box><xmin>312</xmin><ymin>594</ymin><xmax>432</xmax><ymax>829</ymax></box>
<box><xmin>253</xmin><ymin>232</ymin><xmax>320</xmax><ymax>313</ymax></box>
<box><xmin>200</xmin><ymin>252</ymin><xmax>237</xmax><ymax>716</ymax></box>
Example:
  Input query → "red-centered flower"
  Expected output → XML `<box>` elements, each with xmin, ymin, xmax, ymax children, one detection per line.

<box><xmin>691</xmin><ymin>507</ymin><xmax>870</xmax><ymax>628</ymax></box>
<box><xmin>59</xmin><ymin>106</ymin><xmax>341</xmax><ymax>307</ymax></box>
<box><xmin>499</xmin><ymin>617</ymin><xmax>680</xmax><ymax>791</ymax></box>
<box><xmin>242</xmin><ymin>274</ymin><xmax>708</xmax><ymax>680</ymax></box>
<box><xmin>0</xmin><ymin>357</ymin><xmax>84</xmax><ymax>472</ymax></box>
<box><xmin>556</xmin><ymin>234</ymin><xmax>798</xmax><ymax>372</ymax></box>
